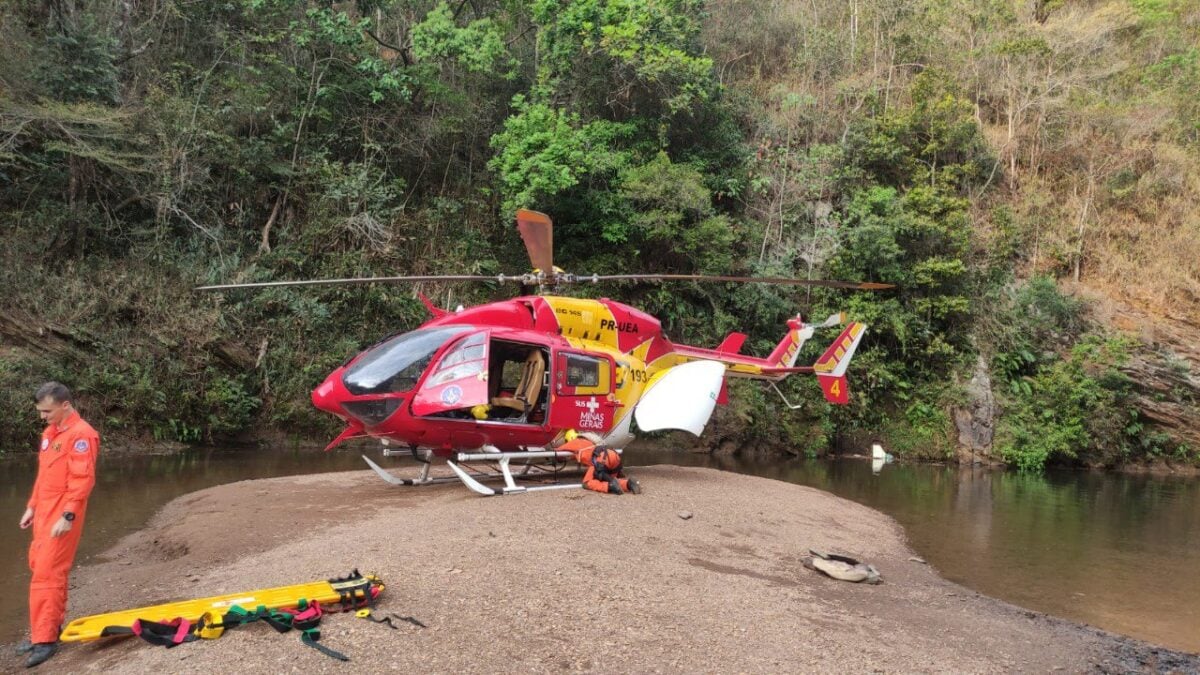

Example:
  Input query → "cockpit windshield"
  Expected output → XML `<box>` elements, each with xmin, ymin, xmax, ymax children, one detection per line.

<box><xmin>342</xmin><ymin>326</ymin><xmax>473</xmax><ymax>395</ymax></box>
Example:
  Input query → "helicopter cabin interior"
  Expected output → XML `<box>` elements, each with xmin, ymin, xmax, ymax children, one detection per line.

<box><xmin>409</xmin><ymin>330</ymin><xmax>551</xmax><ymax>425</ymax></box>
<box><xmin>484</xmin><ymin>340</ymin><xmax>549</xmax><ymax>424</ymax></box>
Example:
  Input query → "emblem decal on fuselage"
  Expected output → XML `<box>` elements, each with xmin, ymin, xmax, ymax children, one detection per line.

<box><xmin>441</xmin><ymin>385</ymin><xmax>463</xmax><ymax>406</ymax></box>
<box><xmin>577</xmin><ymin>396</ymin><xmax>606</xmax><ymax>430</ymax></box>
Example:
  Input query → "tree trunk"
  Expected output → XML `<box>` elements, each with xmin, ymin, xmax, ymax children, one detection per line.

<box><xmin>1073</xmin><ymin>163</ymin><xmax>1095</xmax><ymax>283</ymax></box>
<box><xmin>68</xmin><ymin>154</ymin><xmax>86</xmax><ymax>257</ymax></box>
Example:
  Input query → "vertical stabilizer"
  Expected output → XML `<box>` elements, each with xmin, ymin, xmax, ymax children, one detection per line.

<box><xmin>767</xmin><ymin>317</ymin><xmax>815</xmax><ymax>368</ymax></box>
<box><xmin>814</xmin><ymin>322</ymin><xmax>866</xmax><ymax>405</ymax></box>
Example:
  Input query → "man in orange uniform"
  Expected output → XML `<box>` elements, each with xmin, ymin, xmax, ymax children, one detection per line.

<box><xmin>558</xmin><ymin>437</ymin><xmax>641</xmax><ymax>495</ymax></box>
<box><xmin>16</xmin><ymin>382</ymin><xmax>99</xmax><ymax>668</ymax></box>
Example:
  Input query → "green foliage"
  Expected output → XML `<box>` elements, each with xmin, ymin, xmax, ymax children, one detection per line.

<box><xmin>980</xmin><ymin>279</ymin><xmax>1172</xmax><ymax>471</ymax></box>
<box><xmin>0</xmin><ymin>353</ymin><xmax>55</xmax><ymax>454</ymax></box>
<box><xmin>596</xmin><ymin>0</ymin><xmax>715</xmax><ymax>115</ymax></box>
<box><xmin>0</xmin><ymin>0</ymin><xmax>1193</xmax><ymax>469</ymax></box>
<box><xmin>1129</xmin><ymin>0</ymin><xmax>1178</xmax><ymax>24</ymax></box>
<box><xmin>36</xmin><ymin>14</ymin><xmax>121</xmax><ymax>105</ymax></box>
<box><xmin>617</xmin><ymin>152</ymin><xmax>735</xmax><ymax>271</ymax></box>
<box><xmin>412</xmin><ymin>3</ymin><xmax>516</xmax><ymax>76</ymax></box>
<box><xmin>529</xmin><ymin>0</ymin><xmax>714</xmax><ymax>120</ymax></box>
<box><xmin>201</xmin><ymin>371</ymin><xmax>261</xmax><ymax>435</ymax></box>
<box><xmin>996</xmin><ymin>337</ymin><xmax>1136</xmax><ymax>471</ymax></box>
<box><xmin>985</xmin><ymin>276</ymin><xmax>1085</xmax><ymax>384</ymax></box>
<box><xmin>877</xmin><ymin>395</ymin><xmax>957</xmax><ymax>460</ymax></box>
<box><xmin>1143</xmin><ymin>47</ymin><xmax>1200</xmax><ymax>145</ymax></box>
<box><xmin>823</xmin><ymin>184</ymin><xmax>973</xmax><ymax>404</ymax></box>
<box><xmin>711</xmin><ymin>377</ymin><xmax>834</xmax><ymax>457</ymax></box>
<box><xmin>488</xmin><ymin>96</ymin><xmax>632</xmax><ymax>213</ymax></box>
<box><xmin>845</xmin><ymin>69</ymin><xmax>991</xmax><ymax>191</ymax></box>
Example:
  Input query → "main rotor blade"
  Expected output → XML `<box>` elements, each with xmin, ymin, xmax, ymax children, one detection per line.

<box><xmin>582</xmin><ymin>274</ymin><xmax>894</xmax><ymax>290</ymax></box>
<box><xmin>195</xmin><ymin>275</ymin><xmax>526</xmax><ymax>292</ymax></box>
<box><xmin>515</xmin><ymin>209</ymin><xmax>554</xmax><ymax>273</ymax></box>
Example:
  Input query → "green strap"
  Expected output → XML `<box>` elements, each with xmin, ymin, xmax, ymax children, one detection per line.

<box><xmin>223</xmin><ymin>604</ymin><xmax>293</xmax><ymax>633</ymax></box>
<box><xmin>222</xmin><ymin>600</ymin><xmax>349</xmax><ymax>661</ymax></box>
<box><xmin>301</xmin><ymin>629</ymin><xmax>349</xmax><ymax>662</ymax></box>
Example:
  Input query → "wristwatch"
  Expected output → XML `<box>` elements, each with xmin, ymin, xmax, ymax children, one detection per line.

<box><xmin>62</xmin><ymin>512</ymin><xmax>75</xmax><ymax>522</ymax></box>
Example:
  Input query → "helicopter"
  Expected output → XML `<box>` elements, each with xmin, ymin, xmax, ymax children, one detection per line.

<box><xmin>198</xmin><ymin>210</ymin><xmax>892</xmax><ymax>495</ymax></box>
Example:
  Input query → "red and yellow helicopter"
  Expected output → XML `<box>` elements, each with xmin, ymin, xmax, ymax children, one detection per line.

<box><xmin>200</xmin><ymin>210</ymin><xmax>890</xmax><ymax>495</ymax></box>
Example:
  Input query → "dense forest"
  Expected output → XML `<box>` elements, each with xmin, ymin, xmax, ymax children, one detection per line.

<box><xmin>1</xmin><ymin>0</ymin><xmax>1197</xmax><ymax>470</ymax></box>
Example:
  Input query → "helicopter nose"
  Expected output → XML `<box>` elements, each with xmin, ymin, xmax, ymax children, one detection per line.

<box><xmin>312</xmin><ymin>371</ymin><xmax>349</xmax><ymax>418</ymax></box>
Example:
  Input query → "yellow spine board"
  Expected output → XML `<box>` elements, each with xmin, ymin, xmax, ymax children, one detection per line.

<box><xmin>60</xmin><ymin>574</ymin><xmax>381</xmax><ymax>643</ymax></box>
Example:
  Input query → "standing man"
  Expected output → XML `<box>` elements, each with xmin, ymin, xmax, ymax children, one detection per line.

<box><xmin>17</xmin><ymin>382</ymin><xmax>99</xmax><ymax>668</ymax></box>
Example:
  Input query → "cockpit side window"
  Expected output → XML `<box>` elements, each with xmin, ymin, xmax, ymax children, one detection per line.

<box><xmin>342</xmin><ymin>326</ymin><xmax>472</xmax><ymax>395</ymax></box>
<box><xmin>565</xmin><ymin>354</ymin><xmax>602</xmax><ymax>387</ymax></box>
<box><xmin>427</xmin><ymin>332</ymin><xmax>487</xmax><ymax>386</ymax></box>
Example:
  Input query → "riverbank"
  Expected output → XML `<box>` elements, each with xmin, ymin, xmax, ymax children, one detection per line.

<box><xmin>9</xmin><ymin>466</ymin><xmax>1198</xmax><ymax>673</ymax></box>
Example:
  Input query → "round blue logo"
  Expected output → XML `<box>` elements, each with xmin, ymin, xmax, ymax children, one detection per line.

<box><xmin>441</xmin><ymin>385</ymin><xmax>463</xmax><ymax>406</ymax></box>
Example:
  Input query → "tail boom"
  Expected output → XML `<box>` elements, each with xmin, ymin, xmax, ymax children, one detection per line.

<box><xmin>667</xmin><ymin>318</ymin><xmax>866</xmax><ymax>404</ymax></box>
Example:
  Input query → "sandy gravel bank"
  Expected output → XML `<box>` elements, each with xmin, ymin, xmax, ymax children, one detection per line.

<box><xmin>7</xmin><ymin>465</ymin><xmax>1197</xmax><ymax>674</ymax></box>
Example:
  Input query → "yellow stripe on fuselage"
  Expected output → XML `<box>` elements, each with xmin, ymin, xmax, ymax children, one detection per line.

<box><xmin>543</xmin><ymin>297</ymin><xmax>618</xmax><ymax>348</ymax></box>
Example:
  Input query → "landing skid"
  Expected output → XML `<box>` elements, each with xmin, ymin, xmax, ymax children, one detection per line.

<box><xmin>362</xmin><ymin>448</ymin><xmax>585</xmax><ymax>496</ymax></box>
<box><xmin>362</xmin><ymin>455</ymin><xmax>463</xmax><ymax>486</ymax></box>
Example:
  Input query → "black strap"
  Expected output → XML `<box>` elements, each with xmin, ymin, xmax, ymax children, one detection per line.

<box><xmin>362</xmin><ymin>611</ymin><xmax>426</xmax><ymax>629</ymax></box>
<box><xmin>301</xmin><ymin>628</ymin><xmax>350</xmax><ymax>662</ymax></box>
<box><xmin>131</xmin><ymin>618</ymin><xmax>197</xmax><ymax>648</ymax></box>
<box><xmin>393</xmin><ymin>614</ymin><xmax>427</xmax><ymax>628</ymax></box>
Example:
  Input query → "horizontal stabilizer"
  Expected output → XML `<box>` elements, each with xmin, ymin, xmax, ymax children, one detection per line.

<box><xmin>715</xmin><ymin>332</ymin><xmax>747</xmax><ymax>354</ymax></box>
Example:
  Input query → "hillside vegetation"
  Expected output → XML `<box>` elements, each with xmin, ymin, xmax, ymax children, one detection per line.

<box><xmin>1</xmin><ymin>0</ymin><xmax>1197</xmax><ymax>469</ymax></box>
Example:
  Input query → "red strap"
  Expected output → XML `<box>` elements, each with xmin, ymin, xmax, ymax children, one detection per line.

<box><xmin>173</xmin><ymin>619</ymin><xmax>192</xmax><ymax>644</ymax></box>
<box><xmin>131</xmin><ymin>617</ymin><xmax>193</xmax><ymax>646</ymax></box>
<box><xmin>293</xmin><ymin>601</ymin><xmax>322</xmax><ymax>623</ymax></box>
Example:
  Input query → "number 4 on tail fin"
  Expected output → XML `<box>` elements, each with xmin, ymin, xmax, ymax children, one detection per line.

<box><xmin>814</xmin><ymin>322</ymin><xmax>866</xmax><ymax>405</ymax></box>
<box><xmin>817</xmin><ymin>375</ymin><xmax>849</xmax><ymax>404</ymax></box>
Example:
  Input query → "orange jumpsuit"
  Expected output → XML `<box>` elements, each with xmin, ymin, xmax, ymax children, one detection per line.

<box><xmin>559</xmin><ymin>438</ymin><xmax>631</xmax><ymax>494</ymax></box>
<box><xmin>27</xmin><ymin>410</ymin><xmax>99</xmax><ymax>643</ymax></box>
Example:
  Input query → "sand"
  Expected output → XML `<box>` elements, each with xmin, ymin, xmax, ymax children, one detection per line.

<box><xmin>6</xmin><ymin>465</ymin><xmax>1197</xmax><ymax>674</ymax></box>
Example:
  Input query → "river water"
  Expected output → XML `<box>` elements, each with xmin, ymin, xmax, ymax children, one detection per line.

<box><xmin>1</xmin><ymin>445</ymin><xmax>1197</xmax><ymax>654</ymax></box>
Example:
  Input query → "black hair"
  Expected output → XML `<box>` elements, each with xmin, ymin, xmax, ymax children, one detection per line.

<box><xmin>34</xmin><ymin>382</ymin><xmax>72</xmax><ymax>404</ymax></box>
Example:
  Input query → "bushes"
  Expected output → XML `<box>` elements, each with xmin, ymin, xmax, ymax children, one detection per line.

<box><xmin>995</xmin><ymin>336</ymin><xmax>1137</xmax><ymax>471</ymax></box>
<box><xmin>983</xmin><ymin>279</ymin><xmax>1175</xmax><ymax>471</ymax></box>
<box><xmin>0</xmin><ymin>352</ymin><xmax>55</xmax><ymax>454</ymax></box>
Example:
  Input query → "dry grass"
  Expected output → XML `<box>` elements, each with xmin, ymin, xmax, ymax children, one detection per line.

<box><xmin>706</xmin><ymin>0</ymin><xmax>1200</xmax><ymax>325</ymax></box>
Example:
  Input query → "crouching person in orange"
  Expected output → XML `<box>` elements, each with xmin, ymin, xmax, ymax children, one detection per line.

<box><xmin>558</xmin><ymin>437</ymin><xmax>641</xmax><ymax>495</ymax></box>
<box><xmin>16</xmin><ymin>382</ymin><xmax>99</xmax><ymax>668</ymax></box>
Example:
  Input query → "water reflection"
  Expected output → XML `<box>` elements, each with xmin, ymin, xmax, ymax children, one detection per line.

<box><xmin>624</xmin><ymin>449</ymin><xmax>1200</xmax><ymax>654</ymax></box>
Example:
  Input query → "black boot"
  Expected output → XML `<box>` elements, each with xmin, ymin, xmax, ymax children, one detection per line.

<box><xmin>14</xmin><ymin>639</ymin><xmax>33</xmax><ymax>655</ymax></box>
<box><xmin>24</xmin><ymin>642</ymin><xmax>57</xmax><ymax>668</ymax></box>
<box><xmin>628</xmin><ymin>478</ymin><xmax>642</xmax><ymax>494</ymax></box>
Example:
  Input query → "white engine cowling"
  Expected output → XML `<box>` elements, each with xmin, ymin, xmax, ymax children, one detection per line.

<box><xmin>633</xmin><ymin>360</ymin><xmax>726</xmax><ymax>436</ymax></box>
